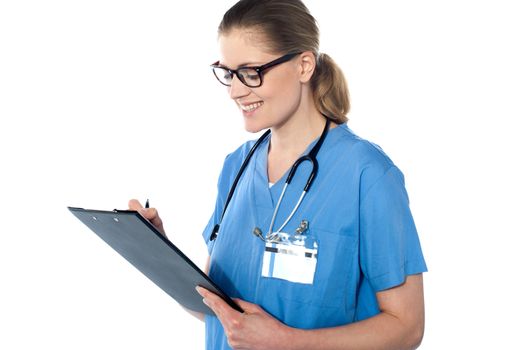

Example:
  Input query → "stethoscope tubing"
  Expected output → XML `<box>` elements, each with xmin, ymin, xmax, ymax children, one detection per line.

<box><xmin>267</xmin><ymin>119</ymin><xmax>329</xmax><ymax>237</ymax></box>
<box><xmin>210</xmin><ymin>128</ymin><xmax>271</xmax><ymax>241</ymax></box>
<box><xmin>211</xmin><ymin>117</ymin><xmax>330</xmax><ymax>242</ymax></box>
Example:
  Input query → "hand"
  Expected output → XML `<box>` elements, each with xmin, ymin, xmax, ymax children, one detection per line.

<box><xmin>128</xmin><ymin>199</ymin><xmax>166</xmax><ymax>235</ymax></box>
<box><xmin>196</xmin><ymin>287</ymin><xmax>294</xmax><ymax>350</ymax></box>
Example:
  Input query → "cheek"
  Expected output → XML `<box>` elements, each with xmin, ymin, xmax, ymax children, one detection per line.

<box><xmin>263</xmin><ymin>78</ymin><xmax>302</xmax><ymax>112</ymax></box>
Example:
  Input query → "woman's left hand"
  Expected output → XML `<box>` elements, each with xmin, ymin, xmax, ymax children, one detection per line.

<box><xmin>196</xmin><ymin>286</ymin><xmax>294</xmax><ymax>350</ymax></box>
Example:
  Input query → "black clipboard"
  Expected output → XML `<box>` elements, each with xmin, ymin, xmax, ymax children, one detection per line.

<box><xmin>68</xmin><ymin>207</ymin><xmax>243</xmax><ymax>315</ymax></box>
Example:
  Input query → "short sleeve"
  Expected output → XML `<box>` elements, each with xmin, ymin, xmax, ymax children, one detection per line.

<box><xmin>201</xmin><ymin>155</ymin><xmax>231</xmax><ymax>253</ymax></box>
<box><xmin>359</xmin><ymin>166</ymin><xmax>427</xmax><ymax>292</ymax></box>
<box><xmin>202</xmin><ymin>201</ymin><xmax>222</xmax><ymax>254</ymax></box>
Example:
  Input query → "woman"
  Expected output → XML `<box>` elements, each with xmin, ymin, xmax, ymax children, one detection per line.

<box><xmin>130</xmin><ymin>0</ymin><xmax>427</xmax><ymax>349</ymax></box>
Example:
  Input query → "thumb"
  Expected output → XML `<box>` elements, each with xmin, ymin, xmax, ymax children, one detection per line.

<box><xmin>232</xmin><ymin>298</ymin><xmax>262</xmax><ymax>314</ymax></box>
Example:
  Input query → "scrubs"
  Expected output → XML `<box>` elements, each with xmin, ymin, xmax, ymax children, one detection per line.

<box><xmin>202</xmin><ymin>123</ymin><xmax>427</xmax><ymax>350</ymax></box>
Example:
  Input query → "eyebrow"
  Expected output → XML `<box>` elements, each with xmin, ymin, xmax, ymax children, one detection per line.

<box><xmin>238</xmin><ymin>61</ymin><xmax>262</xmax><ymax>67</ymax></box>
<box><xmin>218</xmin><ymin>61</ymin><xmax>263</xmax><ymax>69</ymax></box>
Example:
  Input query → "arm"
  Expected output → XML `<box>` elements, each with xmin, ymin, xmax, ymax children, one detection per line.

<box><xmin>197</xmin><ymin>274</ymin><xmax>425</xmax><ymax>350</ymax></box>
<box><xmin>292</xmin><ymin>274</ymin><xmax>425</xmax><ymax>350</ymax></box>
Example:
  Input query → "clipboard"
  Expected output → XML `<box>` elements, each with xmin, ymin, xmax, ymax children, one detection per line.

<box><xmin>68</xmin><ymin>207</ymin><xmax>243</xmax><ymax>316</ymax></box>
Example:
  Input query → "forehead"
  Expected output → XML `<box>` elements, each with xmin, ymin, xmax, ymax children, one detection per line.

<box><xmin>218</xmin><ymin>28</ymin><xmax>277</xmax><ymax>67</ymax></box>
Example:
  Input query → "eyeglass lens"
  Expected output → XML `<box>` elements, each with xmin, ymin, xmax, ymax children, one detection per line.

<box><xmin>213</xmin><ymin>67</ymin><xmax>261</xmax><ymax>87</ymax></box>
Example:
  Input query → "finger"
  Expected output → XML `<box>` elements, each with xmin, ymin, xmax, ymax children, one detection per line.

<box><xmin>128</xmin><ymin>199</ymin><xmax>143</xmax><ymax>211</ymax></box>
<box><xmin>128</xmin><ymin>199</ymin><xmax>165</xmax><ymax>233</ymax></box>
<box><xmin>142</xmin><ymin>207</ymin><xmax>159</xmax><ymax>220</ymax></box>
<box><xmin>232</xmin><ymin>298</ymin><xmax>261</xmax><ymax>314</ymax></box>
<box><xmin>196</xmin><ymin>287</ymin><xmax>237</xmax><ymax>321</ymax></box>
<box><xmin>196</xmin><ymin>286</ymin><xmax>218</xmax><ymax>313</ymax></box>
<box><xmin>128</xmin><ymin>199</ymin><xmax>161</xmax><ymax>220</ymax></box>
<box><xmin>144</xmin><ymin>208</ymin><xmax>164</xmax><ymax>231</ymax></box>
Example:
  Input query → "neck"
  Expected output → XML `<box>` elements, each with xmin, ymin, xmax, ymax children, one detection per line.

<box><xmin>269</xmin><ymin>105</ymin><xmax>327</xmax><ymax>157</ymax></box>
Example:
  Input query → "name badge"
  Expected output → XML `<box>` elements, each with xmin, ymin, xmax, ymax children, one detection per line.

<box><xmin>261</xmin><ymin>232</ymin><xmax>318</xmax><ymax>284</ymax></box>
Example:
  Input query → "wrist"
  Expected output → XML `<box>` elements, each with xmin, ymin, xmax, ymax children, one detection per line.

<box><xmin>277</xmin><ymin>325</ymin><xmax>308</xmax><ymax>350</ymax></box>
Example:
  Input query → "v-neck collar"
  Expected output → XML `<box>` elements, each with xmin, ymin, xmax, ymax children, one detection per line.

<box><xmin>253</xmin><ymin>136</ymin><xmax>275</xmax><ymax>209</ymax></box>
<box><xmin>252</xmin><ymin>123</ymin><xmax>347</xmax><ymax>208</ymax></box>
<box><xmin>253</xmin><ymin>132</ymin><xmax>318</xmax><ymax>210</ymax></box>
<box><xmin>249</xmin><ymin>123</ymin><xmax>347</xmax><ymax>232</ymax></box>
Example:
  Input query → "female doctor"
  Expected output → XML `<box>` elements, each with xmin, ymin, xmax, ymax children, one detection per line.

<box><xmin>130</xmin><ymin>0</ymin><xmax>427</xmax><ymax>349</ymax></box>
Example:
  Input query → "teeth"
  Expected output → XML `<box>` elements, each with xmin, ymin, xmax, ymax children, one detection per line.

<box><xmin>240</xmin><ymin>101</ymin><xmax>263</xmax><ymax>112</ymax></box>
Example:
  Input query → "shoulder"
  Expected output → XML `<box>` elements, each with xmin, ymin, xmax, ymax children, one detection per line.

<box><xmin>327</xmin><ymin>124</ymin><xmax>405</xmax><ymax>193</ymax></box>
<box><xmin>222</xmin><ymin>138</ymin><xmax>257</xmax><ymax>171</ymax></box>
<box><xmin>224</xmin><ymin>138</ymin><xmax>257</xmax><ymax>166</ymax></box>
<box><xmin>330</xmin><ymin>124</ymin><xmax>395</xmax><ymax>168</ymax></box>
<box><xmin>216</xmin><ymin>136</ymin><xmax>262</xmax><ymax>190</ymax></box>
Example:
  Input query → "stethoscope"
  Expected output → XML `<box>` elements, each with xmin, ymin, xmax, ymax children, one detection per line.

<box><xmin>210</xmin><ymin>117</ymin><xmax>330</xmax><ymax>243</ymax></box>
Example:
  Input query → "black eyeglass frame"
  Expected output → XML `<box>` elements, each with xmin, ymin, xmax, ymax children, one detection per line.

<box><xmin>210</xmin><ymin>52</ymin><xmax>302</xmax><ymax>88</ymax></box>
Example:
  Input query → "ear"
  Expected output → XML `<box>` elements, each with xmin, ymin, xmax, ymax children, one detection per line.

<box><xmin>298</xmin><ymin>51</ymin><xmax>317</xmax><ymax>83</ymax></box>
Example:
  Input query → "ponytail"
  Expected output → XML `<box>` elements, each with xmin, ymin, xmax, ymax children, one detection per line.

<box><xmin>219</xmin><ymin>0</ymin><xmax>351</xmax><ymax>123</ymax></box>
<box><xmin>311</xmin><ymin>53</ymin><xmax>350</xmax><ymax>124</ymax></box>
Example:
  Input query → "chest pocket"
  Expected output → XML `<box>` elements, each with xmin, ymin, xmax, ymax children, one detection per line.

<box><xmin>259</xmin><ymin>227</ymin><xmax>357</xmax><ymax>309</ymax></box>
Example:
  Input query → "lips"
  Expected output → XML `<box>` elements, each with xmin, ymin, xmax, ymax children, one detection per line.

<box><xmin>238</xmin><ymin>101</ymin><xmax>264</xmax><ymax>112</ymax></box>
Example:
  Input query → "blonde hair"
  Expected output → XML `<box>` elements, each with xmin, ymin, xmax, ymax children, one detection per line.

<box><xmin>218</xmin><ymin>0</ymin><xmax>350</xmax><ymax>124</ymax></box>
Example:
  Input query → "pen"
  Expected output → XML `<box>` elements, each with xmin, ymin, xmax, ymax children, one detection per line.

<box><xmin>145</xmin><ymin>199</ymin><xmax>149</xmax><ymax>209</ymax></box>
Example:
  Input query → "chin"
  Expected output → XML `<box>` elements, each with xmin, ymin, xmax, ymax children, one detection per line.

<box><xmin>243</xmin><ymin>120</ymin><xmax>270</xmax><ymax>134</ymax></box>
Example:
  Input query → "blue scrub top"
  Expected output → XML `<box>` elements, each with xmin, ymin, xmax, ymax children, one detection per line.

<box><xmin>202</xmin><ymin>123</ymin><xmax>427</xmax><ymax>350</ymax></box>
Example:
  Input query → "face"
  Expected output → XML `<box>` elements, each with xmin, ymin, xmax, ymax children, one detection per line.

<box><xmin>217</xmin><ymin>28</ymin><xmax>305</xmax><ymax>133</ymax></box>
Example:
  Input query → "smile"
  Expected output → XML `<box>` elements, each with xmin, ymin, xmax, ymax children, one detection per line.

<box><xmin>239</xmin><ymin>101</ymin><xmax>264</xmax><ymax>112</ymax></box>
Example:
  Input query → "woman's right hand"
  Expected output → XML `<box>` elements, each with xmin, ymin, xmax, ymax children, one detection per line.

<box><xmin>128</xmin><ymin>199</ymin><xmax>166</xmax><ymax>235</ymax></box>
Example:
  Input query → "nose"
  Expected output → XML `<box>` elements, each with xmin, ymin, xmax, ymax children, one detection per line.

<box><xmin>228</xmin><ymin>74</ymin><xmax>250</xmax><ymax>100</ymax></box>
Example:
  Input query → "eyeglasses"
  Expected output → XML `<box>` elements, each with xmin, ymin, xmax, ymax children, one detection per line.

<box><xmin>211</xmin><ymin>52</ymin><xmax>301</xmax><ymax>88</ymax></box>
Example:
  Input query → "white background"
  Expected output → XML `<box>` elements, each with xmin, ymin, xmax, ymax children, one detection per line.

<box><xmin>1</xmin><ymin>0</ymin><xmax>504</xmax><ymax>348</ymax></box>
